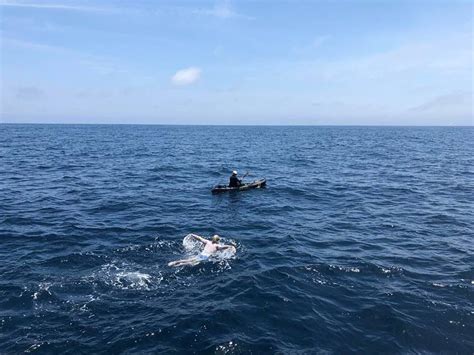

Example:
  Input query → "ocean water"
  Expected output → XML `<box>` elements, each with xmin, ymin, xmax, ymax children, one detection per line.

<box><xmin>0</xmin><ymin>124</ymin><xmax>472</xmax><ymax>354</ymax></box>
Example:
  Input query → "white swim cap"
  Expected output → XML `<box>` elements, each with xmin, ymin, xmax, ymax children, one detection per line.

<box><xmin>232</xmin><ymin>170</ymin><xmax>237</xmax><ymax>175</ymax></box>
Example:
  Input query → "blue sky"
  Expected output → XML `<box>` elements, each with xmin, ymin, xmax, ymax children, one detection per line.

<box><xmin>0</xmin><ymin>0</ymin><xmax>472</xmax><ymax>125</ymax></box>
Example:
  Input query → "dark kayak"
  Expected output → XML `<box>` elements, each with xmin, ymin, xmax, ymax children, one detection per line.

<box><xmin>212</xmin><ymin>178</ymin><xmax>266</xmax><ymax>194</ymax></box>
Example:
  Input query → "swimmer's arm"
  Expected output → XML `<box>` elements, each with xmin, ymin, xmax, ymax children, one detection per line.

<box><xmin>217</xmin><ymin>244</ymin><xmax>234</xmax><ymax>251</ymax></box>
<box><xmin>192</xmin><ymin>235</ymin><xmax>208</xmax><ymax>244</ymax></box>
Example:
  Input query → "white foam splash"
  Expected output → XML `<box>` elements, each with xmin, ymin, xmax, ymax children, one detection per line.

<box><xmin>183</xmin><ymin>234</ymin><xmax>202</xmax><ymax>252</ymax></box>
<box><xmin>25</xmin><ymin>343</ymin><xmax>43</xmax><ymax>353</ymax></box>
<box><xmin>114</xmin><ymin>271</ymin><xmax>152</xmax><ymax>289</ymax></box>
<box><xmin>312</xmin><ymin>278</ymin><xmax>327</xmax><ymax>285</ymax></box>
<box><xmin>116</xmin><ymin>239</ymin><xmax>174</xmax><ymax>253</ymax></box>
<box><xmin>215</xmin><ymin>340</ymin><xmax>238</xmax><ymax>354</ymax></box>
<box><xmin>215</xmin><ymin>246</ymin><xmax>237</xmax><ymax>260</ymax></box>
<box><xmin>330</xmin><ymin>265</ymin><xmax>360</xmax><ymax>273</ymax></box>
<box><xmin>32</xmin><ymin>282</ymin><xmax>52</xmax><ymax>300</ymax></box>
<box><xmin>88</xmin><ymin>262</ymin><xmax>160</xmax><ymax>290</ymax></box>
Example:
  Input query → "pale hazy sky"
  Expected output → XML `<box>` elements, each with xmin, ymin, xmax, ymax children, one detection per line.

<box><xmin>0</xmin><ymin>0</ymin><xmax>472</xmax><ymax>125</ymax></box>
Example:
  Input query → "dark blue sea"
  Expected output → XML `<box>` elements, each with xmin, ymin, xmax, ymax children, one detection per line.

<box><xmin>0</xmin><ymin>124</ymin><xmax>473</xmax><ymax>354</ymax></box>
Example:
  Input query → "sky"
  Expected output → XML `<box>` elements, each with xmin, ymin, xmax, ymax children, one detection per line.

<box><xmin>0</xmin><ymin>0</ymin><xmax>472</xmax><ymax>125</ymax></box>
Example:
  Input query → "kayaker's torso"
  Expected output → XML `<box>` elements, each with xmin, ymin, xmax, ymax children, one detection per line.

<box><xmin>229</xmin><ymin>175</ymin><xmax>241</xmax><ymax>187</ymax></box>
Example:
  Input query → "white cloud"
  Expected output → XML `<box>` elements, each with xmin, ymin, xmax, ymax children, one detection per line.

<box><xmin>171</xmin><ymin>67</ymin><xmax>201</xmax><ymax>86</ymax></box>
<box><xmin>194</xmin><ymin>0</ymin><xmax>253</xmax><ymax>20</ymax></box>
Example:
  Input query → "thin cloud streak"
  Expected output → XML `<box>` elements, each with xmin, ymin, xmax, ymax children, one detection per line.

<box><xmin>408</xmin><ymin>92</ymin><xmax>472</xmax><ymax>113</ymax></box>
<box><xmin>0</xmin><ymin>0</ymin><xmax>115</xmax><ymax>13</ymax></box>
<box><xmin>16</xmin><ymin>86</ymin><xmax>45</xmax><ymax>100</ymax></box>
<box><xmin>2</xmin><ymin>37</ymin><xmax>69</xmax><ymax>52</ymax></box>
<box><xmin>290</xmin><ymin>29</ymin><xmax>472</xmax><ymax>84</ymax></box>
<box><xmin>0</xmin><ymin>0</ymin><xmax>254</xmax><ymax>20</ymax></box>
<box><xmin>3</xmin><ymin>37</ymin><xmax>128</xmax><ymax>76</ymax></box>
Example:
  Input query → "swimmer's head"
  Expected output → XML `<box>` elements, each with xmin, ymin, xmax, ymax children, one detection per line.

<box><xmin>212</xmin><ymin>235</ymin><xmax>220</xmax><ymax>243</ymax></box>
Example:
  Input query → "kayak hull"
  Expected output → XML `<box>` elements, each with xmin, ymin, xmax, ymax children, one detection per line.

<box><xmin>212</xmin><ymin>179</ymin><xmax>266</xmax><ymax>194</ymax></box>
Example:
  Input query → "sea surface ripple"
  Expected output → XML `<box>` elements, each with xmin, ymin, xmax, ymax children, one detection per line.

<box><xmin>0</xmin><ymin>124</ymin><xmax>473</xmax><ymax>353</ymax></box>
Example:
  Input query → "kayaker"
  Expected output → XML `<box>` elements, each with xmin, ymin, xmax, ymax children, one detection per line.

<box><xmin>168</xmin><ymin>235</ymin><xmax>234</xmax><ymax>267</ymax></box>
<box><xmin>229</xmin><ymin>170</ymin><xmax>242</xmax><ymax>187</ymax></box>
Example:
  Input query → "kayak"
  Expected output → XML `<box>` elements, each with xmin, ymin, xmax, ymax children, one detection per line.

<box><xmin>212</xmin><ymin>178</ymin><xmax>266</xmax><ymax>194</ymax></box>
<box><xmin>212</xmin><ymin>179</ymin><xmax>267</xmax><ymax>194</ymax></box>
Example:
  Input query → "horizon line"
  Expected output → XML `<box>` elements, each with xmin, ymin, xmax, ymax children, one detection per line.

<box><xmin>1</xmin><ymin>122</ymin><xmax>472</xmax><ymax>128</ymax></box>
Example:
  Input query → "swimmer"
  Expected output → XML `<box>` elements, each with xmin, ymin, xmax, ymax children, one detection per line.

<box><xmin>168</xmin><ymin>234</ymin><xmax>235</xmax><ymax>267</ymax></box>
